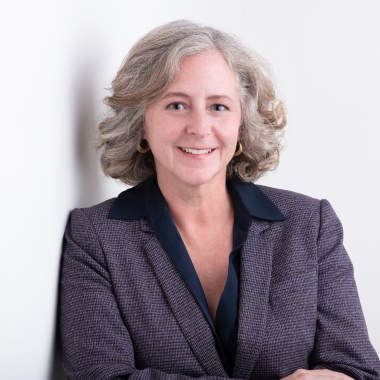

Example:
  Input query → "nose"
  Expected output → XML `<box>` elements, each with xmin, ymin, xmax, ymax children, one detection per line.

<box><xmin>186</xmin><ymin>108</ymin><xmax>211</xmax><ymax>138</ymax></box>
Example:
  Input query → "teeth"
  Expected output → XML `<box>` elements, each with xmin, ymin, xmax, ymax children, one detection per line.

<box><xmin>181</xmin><ymin>148</ymin><xmax>212</xmax><ymax>155</ymax></box>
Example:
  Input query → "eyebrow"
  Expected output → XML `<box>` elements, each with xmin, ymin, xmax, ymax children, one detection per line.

<box><xmin>162</xmin><ymin>92</ymin><xmax>190</xmax><ymax>99</ymax></box>
<box><xmin>161</xmin><ymin>92</ymin><xmax>233</xmax><ymax>102</ymax></box>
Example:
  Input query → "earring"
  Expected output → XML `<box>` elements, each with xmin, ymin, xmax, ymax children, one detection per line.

<box><xmin>234</xmin><ymin>141</ymin><xmax>243</xmax><ymax>156</ymax></box>
<box><xmin>137</xmin><ymin>139</ymin><xmax>151</xmax><ymax>153</ymax></box>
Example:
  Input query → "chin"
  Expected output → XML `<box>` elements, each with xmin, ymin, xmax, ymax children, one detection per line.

<box><xmin>175</xmin><ymin>168</ymin><xmax>226</xmax><ymax>188</ymax></box>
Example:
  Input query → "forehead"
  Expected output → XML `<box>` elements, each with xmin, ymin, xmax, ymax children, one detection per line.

<box><xmin>167</xmin><ymin>51</ymin><xmax>239</xmax><ymax>92</ymax></box>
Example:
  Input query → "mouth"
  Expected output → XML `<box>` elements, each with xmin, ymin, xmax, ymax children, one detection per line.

<box><xmin>180</xmin><ymin>147</ymin><xmax>213</xmax><ymax>155</ymax></box>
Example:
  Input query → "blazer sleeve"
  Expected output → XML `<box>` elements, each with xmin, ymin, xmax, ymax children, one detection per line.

<box><xmin>60</xmin><ymin>208</ymin><xmax>237</xmax><ymax>380</ymax></box>
<box><xmin>309</xmin><ymin>199</ymin><xmax>380</xmax><ymax>379</ymax></box>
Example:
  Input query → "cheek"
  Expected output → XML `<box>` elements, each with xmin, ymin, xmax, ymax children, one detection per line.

<box><xmin>143</xmin><ymin>107</ymin><xmax>163</xmax><ymax>139</ymax></box>
<box><xmin>143</xmin><ymin>123</ymin><xmax>159</xmax><ymax>145</ymax></box>
<box><xmin>144</xmin><ymin>110</ymin><xmax>179</xmax><ymax>144</ymax></box>
<box><xmin>223</xmin><ymin>122</ymin><xmax>240</xmax><ymax>145</ymax></box>
<box><xmin>145</xmin><ymin>124</ymin><xmax>181</xmax><ymax>157</ymax></box>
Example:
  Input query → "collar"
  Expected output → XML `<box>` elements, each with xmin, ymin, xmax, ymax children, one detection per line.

<box><xmin>108</xmin><ymin>177</ymin><xmax>286</xmax><ymax>222</ymax></box>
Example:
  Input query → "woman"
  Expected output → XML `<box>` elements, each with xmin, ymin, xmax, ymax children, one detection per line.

<box><xmin>60</xmin><ymin>20</ymin><xmax>380</xmax><ymax>379</ymax></box>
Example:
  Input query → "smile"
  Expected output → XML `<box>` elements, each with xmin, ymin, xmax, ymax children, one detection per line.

<box><xmin>180</xmin><ymin>148</ymin><xmax>213</xmax><ymax>155</ymax></box>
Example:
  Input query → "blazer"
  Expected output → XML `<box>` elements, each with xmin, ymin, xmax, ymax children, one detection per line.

<box><xmin>60</xmin><ymin>183</ymin><xmax>380</xmax><ymax>380</ymax></box>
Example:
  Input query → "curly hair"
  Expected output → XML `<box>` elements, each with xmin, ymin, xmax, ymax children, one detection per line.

<box><xmin>98</xmin><ymin>20</ymin><xmax>286</xmax><ymax>185</ymax></box>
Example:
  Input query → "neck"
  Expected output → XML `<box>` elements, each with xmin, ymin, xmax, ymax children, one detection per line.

<box><xmin>157</xmin><ymin>175</ymin><xmax>233</xmax><ymax>229</ymax></box>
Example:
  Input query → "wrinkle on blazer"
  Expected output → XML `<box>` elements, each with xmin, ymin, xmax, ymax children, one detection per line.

<box><xmin>60</xmin><ymin>182</ymin><xmax>380</xmax><ymax>380</ymax></box>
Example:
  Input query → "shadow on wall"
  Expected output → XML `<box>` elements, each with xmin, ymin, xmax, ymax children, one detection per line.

<box><xmin>50</xmin><ymin>48</ymin><xmax>107</xmax><ymax>379</ymax></box>
<box><xmin>72</xmin><ymin>53</ymin><xmax>105</xmax><ymax>208</ymax></box>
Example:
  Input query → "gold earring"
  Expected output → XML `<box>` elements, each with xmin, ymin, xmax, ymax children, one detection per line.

<box><xmin>234</xmin><ymin>141</ymin><xmax>243</xmax><ymax>156</ymax></box>
<box><xmin>137</xmin><ymin>139</ymin><xmax>151</xmax><ymax>153</ymax></box>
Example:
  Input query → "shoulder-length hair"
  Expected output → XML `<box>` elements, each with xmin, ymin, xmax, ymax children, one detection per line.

<box><xmin>98</xmin><ymin>20</ymin><xmax>286</xmax><ymax>185</ymax></box>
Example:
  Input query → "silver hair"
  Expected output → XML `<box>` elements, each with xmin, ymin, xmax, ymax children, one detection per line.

<box><xmin>98</xmin><ymin>20</ymin><xmax>286</xmax><ymax>185</ymax></box>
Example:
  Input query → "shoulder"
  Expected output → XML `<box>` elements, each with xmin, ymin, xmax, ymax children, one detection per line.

<box><xmin>256</xmin><ymin>184</ymin><xmax>342</xmax><ymax>238</ymax></box>
<box><xmin>66</xmin><ymin>199</ymin><xmax>118</xmax><ymax>245</ymax></box>
<box><xmin>256</xmin><ymin>184</ymin><xmax>322</xmax><ymax>219</ymax></box>
<box><xmin>72</xmin><ymin>179</ymin><xmax>151</xmax><ymax>223</ymax></box>
<box><xmin>66</xmin><ymin>196</ymin><xmax>146</xmax><ymax>255</ymax></box>
<box><xmin>70</xmin><ymin>198</ymin><xmax>117</xmax><ymax>225</ymax></box>
<box><xmin>257</xmin><ymin>184</ymin><xmax>319</xmax><ymax>206</ymax></box>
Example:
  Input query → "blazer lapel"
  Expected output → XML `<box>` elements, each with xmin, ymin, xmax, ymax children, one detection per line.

<box><xmin>232</xmin><ymin>218</ymin><xmax>274</xmax><ymax>379</ymax></box>
<box><xmin>140</xmin><ymin>220</ymin><xmax>227</xmax><ymax>377</ymax></box>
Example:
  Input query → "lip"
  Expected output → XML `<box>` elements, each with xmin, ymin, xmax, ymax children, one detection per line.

<box><xmin>179</xmin><ymin>147</ymin><xmax>215</xmax><ymax>155</ymax></box>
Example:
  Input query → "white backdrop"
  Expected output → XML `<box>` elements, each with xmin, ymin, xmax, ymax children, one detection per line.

<box><xmin>1</xmin><ymin>1</ymin><xmax>379</xmax><ymax>379</ymax></box>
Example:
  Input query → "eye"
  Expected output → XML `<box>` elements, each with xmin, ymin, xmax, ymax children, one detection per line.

<box><xmin>167</xmin><ymin>102</ymin><xmax>185</xmax><ymax>110</ymax></box>
<box><xmin>211</xmin><ymin>104</ymin><xmax>228</xmax><ymax>111</ymax></box>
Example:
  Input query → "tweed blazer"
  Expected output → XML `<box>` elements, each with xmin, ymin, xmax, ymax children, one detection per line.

<box><xmin>60</xmin><ymin>184</ymin><xmax>380</xmax><ymax>380</ymax></box>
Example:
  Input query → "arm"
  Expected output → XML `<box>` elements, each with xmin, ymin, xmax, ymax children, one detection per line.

<box><xmin>307</xmin><ymin>200</ymin><xmax>380</xmax><ymax>379</ymax></box>
<box><xmin>60</xmin><ymin>208</ymin><xmax>232</xmax><ymax>380</ymax></box>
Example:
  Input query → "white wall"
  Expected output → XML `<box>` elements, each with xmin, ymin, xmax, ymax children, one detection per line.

<box><xmin>1</xmin><ymin>1</ymin><xmax>379</xmax><ymax>379</ymax></box>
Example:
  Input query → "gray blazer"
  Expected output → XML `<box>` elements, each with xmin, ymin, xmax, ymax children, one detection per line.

<box><xmin>60</xmin><ymin>184</ymin><xmax>380</xmax><ymax>379</ymax></box>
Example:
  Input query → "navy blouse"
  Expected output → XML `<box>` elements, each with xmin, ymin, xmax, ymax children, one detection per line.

<box><xmin>108</xmin><ymin>177</ymin><xmax>285</xmax><ymax>375</ymax></box>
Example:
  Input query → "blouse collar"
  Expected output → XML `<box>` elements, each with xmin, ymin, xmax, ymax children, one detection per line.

<box><xmin>108</xmin><ymin>177</ymin><xmax>286</xmax><ymax>222</ymax></box>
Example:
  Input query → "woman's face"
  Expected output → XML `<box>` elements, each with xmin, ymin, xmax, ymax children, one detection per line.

<box><xmin>144</xmin><ymin>51</ymin><xmax>242</xmax><ymax>189</ymax></box>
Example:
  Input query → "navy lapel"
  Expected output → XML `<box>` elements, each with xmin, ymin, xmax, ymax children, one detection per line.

<box><xmin>141</xmin><ymin>220</ymin><xmax>227</xmax><ymax>376</ymax></box>
<box><xmin>232</xmin><ymin>218</ymin><xmax>274</xmax><ymax>379</ymax></box>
